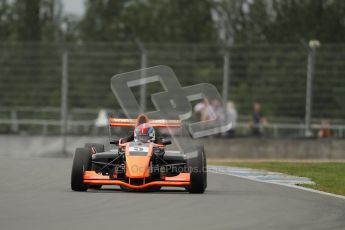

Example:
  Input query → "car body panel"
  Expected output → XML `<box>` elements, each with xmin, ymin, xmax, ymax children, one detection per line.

<box><xmin>125</xmin><ymin>142</ymin><xmax>152</xmax><ymax>178</ymax></box>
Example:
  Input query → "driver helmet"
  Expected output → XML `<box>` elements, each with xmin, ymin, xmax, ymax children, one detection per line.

<box><xmin>134</xmin><ymin>123</ymin><xmax>155</xmax><ymax>143</ymax></box>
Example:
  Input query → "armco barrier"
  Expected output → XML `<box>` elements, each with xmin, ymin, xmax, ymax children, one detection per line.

<box><xmin>1</xmin><ymin>135</ymin><xmax>344</xmax><ymax>159</ymax></box>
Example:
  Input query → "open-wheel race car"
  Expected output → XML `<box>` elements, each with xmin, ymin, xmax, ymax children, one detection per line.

<box><xmin>71</xmin><ymin>114</ymin><xmax>207</xmax><ymax>193</ymax></box>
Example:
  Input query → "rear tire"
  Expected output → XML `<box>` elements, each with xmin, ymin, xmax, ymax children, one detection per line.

<box><xmin>71</xmin><ymin>148</ymin><xmax>92</xmax><ymax>191</ymax></box>
<box><xmin>186</xmin><ymin>146</ymin><xmax>207</xmax><ymax>194</ymax></box>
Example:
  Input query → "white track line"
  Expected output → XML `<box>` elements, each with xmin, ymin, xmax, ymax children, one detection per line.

<box><xmin>209</xmin><ymin>166</ymin><xmax>345</xmax><ymax>200</ymax></box>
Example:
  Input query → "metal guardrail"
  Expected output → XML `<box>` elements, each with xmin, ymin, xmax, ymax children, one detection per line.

<box><xmin>1</xmin><ymin>117</ymin><xmax>344</xmax><ymax>138</ymax></box>
<box><xmin>0</xmin><ymin>118</ymin><xmax>94</xmax><ymax>135</ymax></box>
<box><xmin>1</xmin><ymin>106</ymin><xmax>345</xmax><ymax>137</ymax></box>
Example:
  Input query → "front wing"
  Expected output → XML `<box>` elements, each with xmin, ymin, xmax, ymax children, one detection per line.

<box><xmin>84</xmin><ymin>171</ymin><xmax>190</xmax><ymax>190</ymax></box>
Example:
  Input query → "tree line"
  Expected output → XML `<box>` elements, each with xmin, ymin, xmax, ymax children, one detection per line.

<box><xmin>0</xmin><ymin>0</ymin><xmax>344</xmax><ymax>44</ymax></box>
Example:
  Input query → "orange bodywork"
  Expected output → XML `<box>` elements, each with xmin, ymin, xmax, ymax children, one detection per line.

<box><xmin>124</xmin><ymin>143</ymin><xmax>152</xmax><ymax>178</ymax></box>
<box><xmin>83</xmin><ymin>171</ymin><xmax>190</xmax><ymax>189</ymax></box>
<box><xmin>109</xmin><ymin>114</ymin><xmax>181</xmax><ymax>128</ymax></box>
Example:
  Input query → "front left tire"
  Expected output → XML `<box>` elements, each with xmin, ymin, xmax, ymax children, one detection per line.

<box><xmin>71</xmin><ymin>148</ymin><xmax>92</xmax><ymax>191</ymax></box>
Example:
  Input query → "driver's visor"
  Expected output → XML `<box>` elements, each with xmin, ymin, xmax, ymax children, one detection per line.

<box><xmin>136</xmin><ymin>134</ymin><xmax>151</xmax><ymax>142</ymax></box>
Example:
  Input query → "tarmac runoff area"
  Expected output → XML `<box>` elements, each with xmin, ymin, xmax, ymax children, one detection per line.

<box><xmin>0</xmin><ymin>156</ymin><xmax>345</xmax><ymax>230</ymax></box>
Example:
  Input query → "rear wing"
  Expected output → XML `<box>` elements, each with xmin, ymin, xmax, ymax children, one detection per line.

<box><xmin>109</xmin><ymin>118</ymin><xmax>181</xmax><ymax>128</ymax></box>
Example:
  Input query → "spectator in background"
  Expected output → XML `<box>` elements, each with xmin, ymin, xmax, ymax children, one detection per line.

<box><xmin>249</xmin><ymin>102</ymin><xmax>267</xmax><ymax>136</ymax></box>
<box><xmin>224</xmin><ymin>101</ymin><xmax>237</xmax><ymax>137</ymax></box>
<box><xmin>194</xmin><ymin>97</ymin><xmax>216</xmax><ymax>122</ymax></box>
<box><xmin>211</xmin><ymin>99</ymin><xmax>223</xmax><ymax>121</ymax></box>
<box><xmin>194</xmin><ymin>99</ymin><xmax>237</xmax><ymax>137</ymax></box>
<box><xmin>318</xmin><ymin>120</ymin><xmax>332</xmax><ymax>138</ymax></box>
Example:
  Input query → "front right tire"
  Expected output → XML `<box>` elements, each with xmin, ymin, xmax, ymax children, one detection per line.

<box><xmin>71</xmin><ymin>148</ymin><xmax>92</xmax><ymax>191</ymax></box>
<box><xmin>186</xmin><ymin>146</ymin><xmax>207</xmax><ymax>194</ymax></box>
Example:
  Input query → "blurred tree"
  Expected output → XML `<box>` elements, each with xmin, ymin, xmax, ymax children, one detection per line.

<box><xmin>214</xmin><ymin>0</ymin><xmax>345</xmax><ymax>45</ymax></box>
<box><xmin>78</xmin><ymin>0</ymin><xmax>127</xmax><ymax>42</ymax></box>
<box><xmin>11</xmin><ymin>0</ymin><xmax>63</xmax><ymax>42</ymax></box>
<box><xmin>79</xmin><ymin>0</ymin><xmax>216</xmax><ymax>43</ymax></box>
<box><xmin>0</xmin><ymin>0</ymin><xmax>13</xmax><ymax>41</ymax></box>
<box><xmin>213</xmin><ymin>0</ymin><xmax>248</xmax><ymax>45</ymax></box>
<box><xmin>124</xmin><ymin>0</ymin><xmax>216</xmax><ymax>43</ymax></box>
<box><xmin>13</xmin><ymin>0</ymin><xmax>41</xmax><ymax>41</ymax></box>
<box><xmin>266</xmin><ymin>0</ymin><xmax>345</xmax><ymax>43</ymax></box>
<box><xmin>3</xmin><ymin>0</ymin><xmax>344</xmax><ymax>44</ymax></box>
<box><xmin>60</xmin><ymin>14</ymin><xmax>80</xmax><ymax>42</ymax></box>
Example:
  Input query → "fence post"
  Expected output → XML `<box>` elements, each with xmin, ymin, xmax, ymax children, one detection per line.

<box><xmin>10</xmin><ymin>110</ymin><xmax>18</xmax><ymax>133</ymax></box>
<box><xmin>61</xmin><ymin>49</ymin><xmax>69</xmax><ymax>156</ymax></box>
<box><xmin>135</xmin><ymin>38</ymin><xmax>148</xmax><ymax>113</ymax></box>
<box><xmin>222</xmin><ymin>49</ymin><xmax>230</xmax><ymax>103</ymax></box>
<box><xmin>140</xmin><ymin>49</ymin><xmax>148</xmax><ymax>113</ymax></box>
<box><xmin>305</xmin><ymin>40</ymin><xmax>320</xmax><ymax>137</ymax></box>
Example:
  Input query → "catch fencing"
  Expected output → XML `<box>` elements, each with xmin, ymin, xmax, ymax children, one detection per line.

<box><xmin>1</xmin><ymin>42</ymin><xmax>345</xmax><ymax>138</ymax></box>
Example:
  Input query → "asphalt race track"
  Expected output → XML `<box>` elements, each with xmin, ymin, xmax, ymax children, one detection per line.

<box><xmin>0</xmin><ymin>156</ymin><xmax>344</xmax><ymax>230</ymax></box>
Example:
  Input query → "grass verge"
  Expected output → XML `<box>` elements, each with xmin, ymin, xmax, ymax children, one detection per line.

<box><xmin>210</xmin><ymin>161</ymin><xmax>345</xmax><ymax>196</ymax></box>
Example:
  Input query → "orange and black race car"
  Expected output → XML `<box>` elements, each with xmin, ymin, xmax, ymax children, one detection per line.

<box><xmin>71</xmin><ymin>114</ymin><xmax>207</xmax><ymax>193</ymax></box>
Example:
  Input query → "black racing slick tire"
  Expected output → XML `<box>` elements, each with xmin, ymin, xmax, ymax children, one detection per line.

<box><xmin>71</xmin><ymin>148</ymin><xmax>92</xmax><ymax>191</ymax></box>
<box><xmin>84</xmin><ymin>143</ymin><xmax>104</xmax><ymax>153</ymax></box>
<box><xmin>186</xmin><ymin>145</ymin><xmax>207</xmax><ymax>194</ymax></box>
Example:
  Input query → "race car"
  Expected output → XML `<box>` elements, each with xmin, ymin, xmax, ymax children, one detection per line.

<box><xmin>71</xmin><ymin>114</ymin><xmax>207</xmax><ymax>193</ymax></box>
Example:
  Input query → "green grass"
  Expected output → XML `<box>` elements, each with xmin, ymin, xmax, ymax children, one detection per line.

<box><xmin>211</xmin><ymin>161</ymin><xmax>345</xmax><ymax>196</ymax></box>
